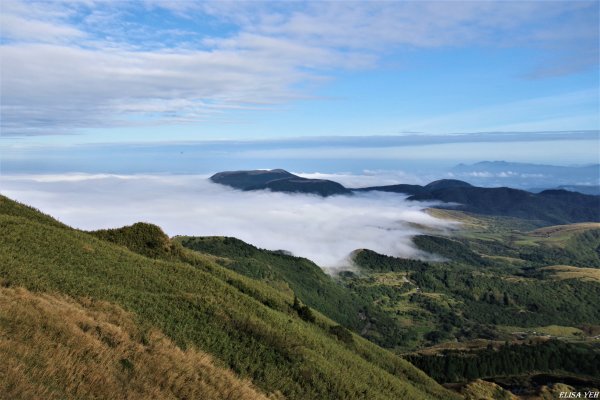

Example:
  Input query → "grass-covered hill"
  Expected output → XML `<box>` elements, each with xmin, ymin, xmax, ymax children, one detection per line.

<box><xmin>176</xmin><ymin>236</ymin><xmax>422</xmax><ymax>349</ymax></box>
<box><xmin>175</xmin><ymin>236</ymin><xmax>365</xmax><ymax>329</ymax></box>
<box><xmin>0</xmin><ymin>195</ymin><xmax>459</xmax><ymax>400</ymax></box>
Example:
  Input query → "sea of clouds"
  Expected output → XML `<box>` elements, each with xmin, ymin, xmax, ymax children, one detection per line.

<box><xmin>0</xmin><ymin>173</ymin><xmax>457</xmax><ymax>269</ymax></box>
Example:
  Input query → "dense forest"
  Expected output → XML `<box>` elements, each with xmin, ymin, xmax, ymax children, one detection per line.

<box><xmin>406</xmin><ymin>340</ymin><xmax>600</xmax><ymax>384</ymax></box>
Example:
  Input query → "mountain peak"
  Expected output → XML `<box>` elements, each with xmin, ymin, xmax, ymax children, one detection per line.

<box><xmin>424</xmin><ymin>179</ymin><xmax>473</xmax><ymax>191</ymax></box>
<box><xmin>210</xmin><ymin>169</ymin><xmax>350</xmax><ymax>196</ymax></box>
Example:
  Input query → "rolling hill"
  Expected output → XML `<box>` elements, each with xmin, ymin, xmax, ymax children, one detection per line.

<box><xmin>360</xmin><ymin>179</ymin><xmax>600</xmax><ymax>225</ymax></box>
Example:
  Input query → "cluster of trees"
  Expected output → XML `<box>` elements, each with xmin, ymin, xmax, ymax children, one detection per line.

<box><xmin>91</xmin><ymin>222</ymin><xmax>184</xmax><ymax>260</ymax></box>
<box><xmin>353</xmin><ymin>249</ymin><xmax>429</xmax><ymax>272</ymax></box>
<box><xmin>292</xmin><ymin>295</ymin><xmax>315</xmax><ymax>323</ymax></box>
<box><xmin>409</xmin><ymin>263</ymin><xmax>600</xmax><ymax>327</ymax></box>
<box><xmin>406</xmin><ymin>340</ymin><xmax>600</xmax><ymax>383</ymax></box>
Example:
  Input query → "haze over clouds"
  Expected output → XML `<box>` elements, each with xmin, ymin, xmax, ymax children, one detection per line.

<box><xmin>0</xmin><ymin>174</ymin><xmax>455</xmax><ymax>268</ymax></box>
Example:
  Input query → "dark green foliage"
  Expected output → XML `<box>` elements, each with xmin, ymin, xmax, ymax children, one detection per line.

<box><xmin>91</xmin><ymin>222</ymin><xmax>185</xmax><ymax>260</ymax></box>
<box><xmin>407</xmin><ymin>340</ymin><xmax>600</xmax><ymax>384</ymax></box>
<box><xmin>357</xmin><ymin>179</ymin><xmax>600</xmax><ymax>225</ymax></box>
<box><xmin>329</xmin><ymin>325</ymin><xmax>354</xmax><ymax>344</ymax></box>
<box><xmin>119</xmin><ymin>358</ymin><xmax>135</xmax><ymax>372</ymax></box>
<box><xmin>353</xmin><ymin>249</ymin><xmax>430</xmax><ymax>272</ymax></box>
<box><xmin>292</xmin><ymin>295</ymin><xmax>316</xmax><ymax>323</ymax></box>
<box><xmin>348</xmin><ymin>227</ymin><xmax>600</xmax><ymax>350</ymax></box>
<box><xmin>424</xmin><ymin>179</ymin><xmax>473</xmax><ymax>191</ymax></box>
<box><xmin>248</xmin><ymin>177</ymin><xmax>350</xmax><ymax>196</ymax></box>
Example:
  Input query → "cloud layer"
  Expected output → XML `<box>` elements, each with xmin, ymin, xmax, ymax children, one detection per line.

<box><xmin>0</xmin><ymin>174</ymin><xmax>455</xmax><ymax>268</ymax></box>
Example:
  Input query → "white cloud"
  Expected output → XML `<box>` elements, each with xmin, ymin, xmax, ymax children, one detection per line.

<box><xmin>296</xmin><ymin>170</ymin><xmax>424</xmax><ymax>188</ymax></box>
<box><xmin>1</xmin><ymin>0</ymin><xmax>597</xmax><ymax>136</ymax></box>
<box><xmin>0</xmin><ymin>174</ymin><xmax>456</xmax><ymax>269</ymax></box>
<box><xmin>0</xmin><ymin>13</ymin><xmax>85</xmax><ymax>42</ymax></box>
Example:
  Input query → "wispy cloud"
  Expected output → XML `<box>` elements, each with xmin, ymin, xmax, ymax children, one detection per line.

<box><xmin>0</xmin><ymin>174</ymin><xmax>455</xmax><ymax>268</ymax></box>
<box><xmin>1</xmin><ymin>0</ymin><xmax>597</xmax><ymax>136</ymax></box>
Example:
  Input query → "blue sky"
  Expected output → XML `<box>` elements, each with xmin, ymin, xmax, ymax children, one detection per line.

<box><xmin>0</xmin><ymin>0</ymin><xmax>599</xmax><ymax>165</ymax></box>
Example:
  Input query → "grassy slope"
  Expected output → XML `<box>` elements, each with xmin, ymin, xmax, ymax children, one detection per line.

<box><xmin>542</xmin><ymin>266</ymin><xmax>600</xmax><ymax>282</ymax></box>
<box><xmin>175</xmin><ymin>236</ymin><xmax>366</xmax><ymax>329</ymax></box>
<box><xmin>0</xmin><ymin>195</ymin><xmax>459</xmax><ymax>400</ymax></box>
<box><xmin>176</xmin><ymin>237</ymin><xmax>419</xmax><ymax>349</ymax></box>
<box><xmin>0</xmin><ymin>286</ymin><xmax>269</xmax><ymax>400</ymax></box>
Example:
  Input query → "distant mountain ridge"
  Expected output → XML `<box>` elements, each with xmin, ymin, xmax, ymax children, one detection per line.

<box><xmin>529</xmin><ymin>185</ymin><xmax>600</xmax><ymax>196</ymax></box>
<box><xmin>453</xmin><ymin>160</ymin><xmax>600</xmax><ymax>174</ymax></box>
<box><xmin>358</xmin><ymin>179</ymin><xmax>599</xmax><ymax>225</ymax></box>
<box><xmin>450</xmin><ymin>161</ymin><xmax>600</xmax><ymax>189</ymax></box>
<box><xmin>210</xmin><ymin>169</ymin><xmax>600</xmax><ymax>225</ymax></box>
<box><xmin>210</xmin><ymin>169</ymin><xmax>350</xmax><ymax>196</ymax></box>
<box><xmin>408</xmin><ymin>186</ymin><xmax>599</xmax><ymax>225</ymax></box>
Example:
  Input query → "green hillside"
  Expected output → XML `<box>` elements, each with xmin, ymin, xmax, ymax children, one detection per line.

<box><xmin>0</xmin><ymin>195</ymin><xmax>459</xmax><ymax>400</ymax></box>
<box><xmin>177</xmin><ymin>236</ymin><xmax>417</xmax><ymax>349</ymax></box>
<box><xmin>175</xmin><ymin>236</ymin><xmax>366</xmax><ymax>329</ymax></box>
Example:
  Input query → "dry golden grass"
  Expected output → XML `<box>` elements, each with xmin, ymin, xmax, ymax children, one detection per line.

<box><xmin>412</xmin><ymin>339</ymin><xmax>502</xmax><ymax>356</ymax></box>
<box><xmin>542</xmin><ymin>265</ymin><xmax>600</xmax><ymax>282</ymax></box>
<box><xmin>461</xmin><ymin>379</ymin><xmax>517</xmax><ymax>400</ymax></box>
<box><xmin>0</xmin><ymin>286</ymin><xmax>275</xmax><ymax>400</ymax></box>
<box><xmin>426</xmin><ymin>209</ymin><xmax>486</xmax><ymax>229</ymax></box>
<box><xmin>373</xmin><ymin>272</ymin><xmax>409</xmax><ymax>287</ymax></box>
<box><xmin>528</xmin><ymin>223</ymin><xmax>600</xmax><ymax>238</ymax></box>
